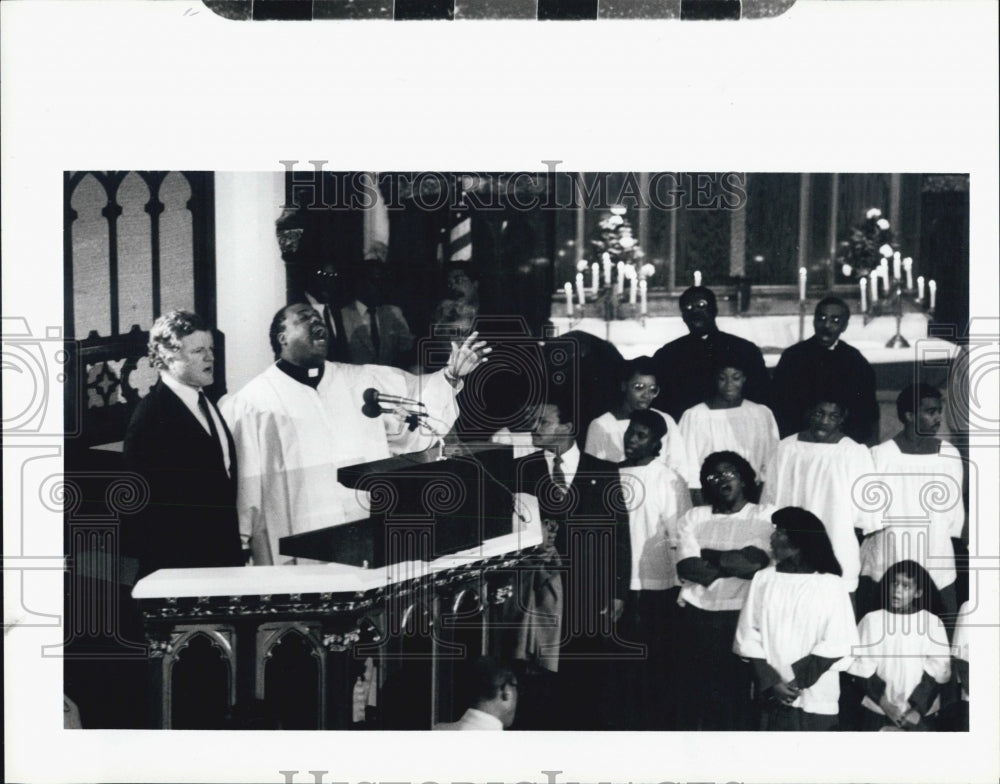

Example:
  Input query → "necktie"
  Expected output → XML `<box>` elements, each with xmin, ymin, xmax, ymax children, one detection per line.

<box><xmin>198</xmin><ymin>391</ymin><xmax>226</xmax><ymax>470</ymax></box>
<box><xmin>551</xmin><ymin>453</ymin><xmax>567</xmax><ymax>494</ymax></box>
<box><xmin>368</xmin><ymin>307</ymin><xmax>381</xmax><ymax>358</ymax></box>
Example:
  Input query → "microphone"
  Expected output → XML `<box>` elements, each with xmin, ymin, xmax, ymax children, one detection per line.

<box><xmin>362</xmin><ymin>387</ymin><xmax>426</xmax><ymax>410</ymax></box>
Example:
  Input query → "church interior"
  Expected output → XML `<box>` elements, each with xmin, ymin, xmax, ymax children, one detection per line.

<box><xmin>62</xmin><ymin>170</ymin><xmax>972</xmax><ymax>731</ymax></box>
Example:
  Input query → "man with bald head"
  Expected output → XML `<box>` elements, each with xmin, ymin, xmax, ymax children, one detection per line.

<box><xmin>651</xmin><ymin>286</ymin><xmax>770</xmax><ymax>421</ymax></box>
<box><xmin>222</xmin><ymin>303</ymin><xmax>489</xmax><ymax>565</ymax></box>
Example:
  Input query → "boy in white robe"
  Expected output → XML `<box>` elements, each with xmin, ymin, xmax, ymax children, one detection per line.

<box><xmin>858</xmin><ymin>383</ymin><xmax>965</xmax><ymax>621</ymax></box>
<box><xmin>761</xmin><ymin>398</ymin><xmax>879</xmax><ymax>594</ymax></box>
<box><xmin>222</xmin><ymin>303</ymin><xmax>489</xmax><ymax>565</ymax></box>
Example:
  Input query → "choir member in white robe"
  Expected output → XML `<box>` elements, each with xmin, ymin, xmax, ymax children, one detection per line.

<box><xmin>761</xmin><ymin>399</ymin><xmax>879</xmax><ymax>593</ymax></box>
<box><xmin>734</xmin><ymin>507</ymin><xmax>859</xmax><ymax>731</ymax></box>
<box><xmin>617</xmin><ymin>410</ymin><xmax>691</xmax><ymax>729</ymax></box>
<box><xmin>849</xmin><ymin>560</ymin><xmax>951</xmax><ymax>730</ymax></box>
<box><xmin>677</xmin><ymin>358</ymin><xmax>779</xmax><ymax>492</ymax></box>
<box><xmin>858</xmin><ymin>384</ymin><xmax>964</xmax><ymax>619</ymax></box>
<box><xmin>675</xmin><ymin>451</ymin><xmax>774</xmax><ymax>730</ymax></box>
<box><xmin>584</xmin><ymin>356</ymin><xmax>688</xmax><ymax>478</ymax></box>
<box><xmin>949</xmin><ymin>600</ymin><xmax>970</xmax><ymax>730</ymax></box>
<box><xmin>221</xmin><ymin>303</ymin><xmax>489</xmax><ymax>565</ymax></box>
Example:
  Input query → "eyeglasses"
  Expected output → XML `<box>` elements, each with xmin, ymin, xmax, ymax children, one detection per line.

<box><xmin>311</xmin><ymin>269</ymin><xmax>338</xmax><ymax>279</ymax></box>
<box><xmin>629</xmin><ymin>382</ymin><xmax>660</xmax><ymax>395</ymax></box>
<box><xmin>815</xmin><ymin>314</ymin><xmax>846</xmax><ymax>326</ymax></box>
<box><xmin>705</xmin><ymin>469</ymin><xmax>739</xmax><ymax>485</ymax></box>
<box><xmin>682</xmin><ymin>299</ymin><xmax>711</xmax><ymax>312</ymax></box>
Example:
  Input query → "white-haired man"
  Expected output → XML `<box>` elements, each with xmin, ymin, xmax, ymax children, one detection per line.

<box><xmin>124</xmin><ymin>310</ymin><xmax>243</xmax><ymax>578</ymax></box>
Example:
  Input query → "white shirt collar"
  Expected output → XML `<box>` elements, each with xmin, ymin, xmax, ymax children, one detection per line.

<box><xmin>545</xmin><ymin>442</ymin><xmax>580</xmax><ymax>485</ymax></box>
<box><xmin>354</xmin><ymin>299</ymin><xmax>372</xmax><ymax>317</ymax></box>
<box><xmin>159</xmin><ymin>369</ymin><xmax>201</xmax><ymax>406</ymax></box>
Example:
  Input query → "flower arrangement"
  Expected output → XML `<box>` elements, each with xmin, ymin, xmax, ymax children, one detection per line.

<box><xmin>835</xmin><ymin>207</ymin><xmax>897</xmax><ymax>282</ymax></box>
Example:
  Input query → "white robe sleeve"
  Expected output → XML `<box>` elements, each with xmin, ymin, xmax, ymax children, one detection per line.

<box><xmin>809</xmin><ymin>576</ymin><xmax>859</xmax><ymax>667</ymax></box>
<box><xmin>367</xmin><ymin>364</ymin><xmax>459</xmax><ymax>455</ymax></box>
<box><xmin>849</xmin><ymin>442</ymin><xmax>881</xmax><ymax>535</ymax></box>
<box><xmin>923</xmin><ymin>614</ymin><xmax>952</xmax><ymax>684</ymax></box>
<box><xmin>583</xmin><ymin>415</ymin><xmax>615</xmax><ymax>461</ymax></box>
<box><xmin>219</xmin><ymin>393</ymin><xmax>271</xmax><ymax>565</ymax></box>
<box><xmin>663</xmin><ymin>469</ymin><xmax>693</xmax><ymax>548</ymax></box>
<box><xmin>847</xmin><ymin>612</ymin><xmax>879</xmax><ymax>678</ymax></box>
<box><xmin>733</xmin><ymin>571</ymin><xmax>767</xmax><ymax>659</ymax></box>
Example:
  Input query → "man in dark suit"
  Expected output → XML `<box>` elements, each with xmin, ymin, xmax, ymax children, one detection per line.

<box><xmin>513</xmin><ymin>395</ymin><xmax>634</xmax><ymax>729</ymax></box>
<box><xmin>651</xmin><ymin>286</ymin><xmax>770</xmax><ymax>421</ymax></box>
<box><xmin>771</xmin><ymin>296</ymin><xmax>879</xmax><ymax>444</ymax></box>
<box><xmin>124</xmin><ymin>311</ymin><xmax>243</xmax><ymax>578</ymax></box>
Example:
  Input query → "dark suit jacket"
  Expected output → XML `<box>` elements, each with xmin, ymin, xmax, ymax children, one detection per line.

<box><xmin>123</xmin><ymin>380</ymin><xmax>243</xmax><ymax>578</ymax></box>
<box><xmin>513</xmin><ymin>451</ymin><xmax>630</xmax><ymax>608</ymax></box>
<box><xmin>651</xmin><ymin>329</ymin><xmax>771</xmax><ymax>422</ymax></box>
<box><xmin>771</xmin><ymin>336</ymin><xmax>878</xmax><ymax>444</ymax></box>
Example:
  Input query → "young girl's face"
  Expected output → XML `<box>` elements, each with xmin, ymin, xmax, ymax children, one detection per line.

<box><xmin>715</xmin><ymin>367</ymin><xmax>746</xmax><ymax>404</ymax></box>
<box><xmin>770</xmin><ymin>528</ymin><xmax>797</xmax><ymax>563</ymax></box>
<box><xmin>623</xmin><ymin>374</ymin><xmax>659</xmax><ymax>412</ymax></box>
<box><xmin>623</xmin><ymin>421</ymin><xmax>659</xmax><ymax>463</ymax></box>
<box><xmin>806</xmin><ymin>402</ymin><xmax>845</xmax><ymax>441</ymax></box>
<box><xmin>889</xmin><ymin>574</ymin><xmax>923</xmax><ymax>611</ymax></box>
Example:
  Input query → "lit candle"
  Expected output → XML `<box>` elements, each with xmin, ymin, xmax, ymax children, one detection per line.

<box><xmin>603</xmin><ymin>253</ymin><xmax>612</xmax><ymax>286</ymax></box>
<box><xmin>591</xmin><ymin>263</ymin><xmax>599</xmax><ymax>294</ymax></box>
<box><xmin>859</xmin><ymin>278</ymin><xmax>867</xmax><ymax>313</ymax></box>
<box><xmin>629</xmin><ymin>271</ymin><xmax>637</xmax><ymax>304</ymax></box>
<box><xmin>798</xmin><ymin>267</ymin><xmax>807</xmax><ymax>301</ymax></box>
<box><xmin>564</xmin><ymin>282</ymin><xmax>574</xmax><ymax>316</ymax></box>
<box><xmin>880</xmin><ymin>258</ymin><xmax>889</xmax><ymax>290</ymax></box>
<box><xmin>694</xmin><ymin>270</ymin><xmax>702</xmax><ymax>287</ymax></box>
<box><xmin>917</xmin><ymin>275</ymin><xmax>925</xmax><ymax>301</ymax></box>
<box><xmin>639</xmin><ymin>280</ymin><xmax>648</xmax><ymax>315</ymax></box>
<box><xmin>903</xmin><ymin>257</ymin><xmax>913</xmax><ymax>290</ymax></box>
<box><xmin>576</xmin><ymin>273</ymin><xmax>586</xmax><ymax>307</ymax></box>
<box><xmin>928</xmin><ymin>279</ymin><xmax>937</xmax><ymax>309</ymax></box>
<box><xmin>617</xmin><ymin>262</ymin><xmax>625</xmax><ymax>294</ymax></box>
<box><xmin>870</xmin><ymin>273</ymin><xmax>878</xmax><ymax>304</ymax></box>
<box><xmin>893</xmin><ymin>251</ymin><xmax>902</xmax><ymax>281</ymax></box>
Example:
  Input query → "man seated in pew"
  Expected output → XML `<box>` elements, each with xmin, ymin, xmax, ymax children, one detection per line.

<box><xmin>433</xmin><ymin>656</ymin><xmax>519</xmax><ymax>731</ymax></box>
<box><xmin>651</xmin><ymin>286</ymin><xmax>771</xmax><ymax>423</ymax></box>
<box><xmin>221</xmin><ymin>303</ymin><xmax>490</xmax><ymax>565</ymax></box>
<box><xmin>771</xmin><ymin>296</ymin><xmax>878</xmax><ymax>445</ymax></box>
<box><xmin>124</xmin><ymin>311</ymin><xmax>244</xmax><ymax>577</ymax></box>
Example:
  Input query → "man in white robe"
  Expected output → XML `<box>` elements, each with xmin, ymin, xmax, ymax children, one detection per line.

<box><xmin>222</xmin><ymin>302</ymin><xmax>489</xmax><ymax>565</ymax></box>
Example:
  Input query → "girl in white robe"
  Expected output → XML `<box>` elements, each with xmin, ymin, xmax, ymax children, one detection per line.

<box><xmin>617</xmin><ymin>409</ymin><xmax>692</xmax><ymax>729</ymax></box>
<box><xmin>677</xmin><ymin>356</ymin><xmax>779</xmax><ymax>497</ymax></box>
<box><xmin>849</xmin><ymin>560</ymin><xmax>951</xmax><ymax>731</ymax></box>
<box><xmin>734</xmin><ymin>506</ymin><xmax>859</xmax><ymax>731</ymax></box>
<box><xmin>584</xmin><ymin>355</ymin><xmax>688</xmax><ymax>480</ymax></box>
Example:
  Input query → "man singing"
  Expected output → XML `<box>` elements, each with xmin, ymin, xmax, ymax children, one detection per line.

<box><xmin>124</xmin><ymin>311</ymin><xmax>243</xmax><ymax>578</ymax></box>
<box><xmin>222</xmin><ymin>303</ymin><xmax>489</xmax><ymax>565</ymax></box>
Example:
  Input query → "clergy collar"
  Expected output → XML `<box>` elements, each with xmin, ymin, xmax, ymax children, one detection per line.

<box><xmin>276</xmin><ymin>358</ymin><xmax>324</xmax><ymax>389</ymax></box>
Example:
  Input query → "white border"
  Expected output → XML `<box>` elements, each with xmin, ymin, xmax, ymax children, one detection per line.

<box><xmin>3</xmin><ymin>1</ymin><xmax>998</xmax><ymax>783</ymax></box>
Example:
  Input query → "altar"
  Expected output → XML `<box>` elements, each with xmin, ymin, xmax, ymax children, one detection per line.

<box><xmin>131</xmin><ymin>529</ymin><xmax>542</xmax><ymax>730</ymax></box>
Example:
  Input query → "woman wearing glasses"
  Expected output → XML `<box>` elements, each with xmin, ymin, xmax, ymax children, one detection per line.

<box><xmin>583</xmin><ymin>355</ymin><xmax>689</xmax><ymax>478</ymax></box>
<box><xmin>674</xmin><ymin>451</ymin><xmax>776</xmax><ymax>730</ymax></box>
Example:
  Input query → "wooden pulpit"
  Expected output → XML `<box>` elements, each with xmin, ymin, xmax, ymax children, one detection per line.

<box><xmin>279</xmin><ymin>445</ymin><xmax>515</xmax><ymax>568</ymax></box>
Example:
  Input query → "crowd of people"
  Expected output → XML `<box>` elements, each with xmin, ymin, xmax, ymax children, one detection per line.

<box><xmin>122</xmin><ymin>259</ymin><xmax>971</xmax><ymax>732</ymax></box>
